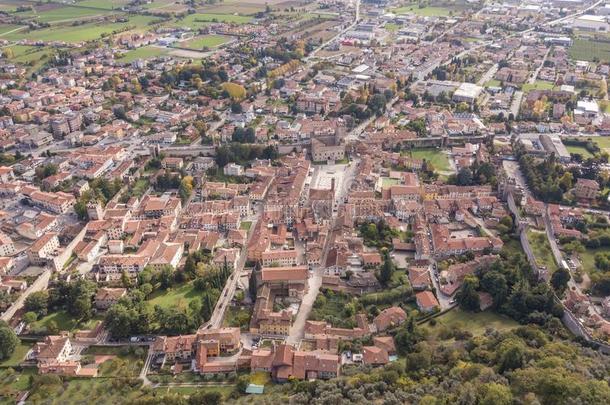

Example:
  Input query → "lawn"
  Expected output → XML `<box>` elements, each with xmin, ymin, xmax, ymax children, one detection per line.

<box><xmin>425</xmin><ymin>308</ymin><xmax>519</xmax><ymax>336</ymax></box>
<box><xmin>0</xmin><ymin>24</ymin><xmax>22</xmax><ymax>35</ymax></box>
<box><xmin>591</xmin><ymin>136</ymin><xmax>610</xmax><ymax>154</ymax></box>
<box><xmin>527</xmin><ymin>230</ymin><xmax>558</xmax><ymax>273</ymax></box>
<box><xmin>147</xmin><ymin>282</ymin><xmax>200</xmax><ymax>309</ymax></box>
<box><xmin>484</xmin><ymin>79</ymin><xmax>502</xmax><ymax>88</ymax></box>
<box><xmin>569</xmin><ymin>39</ymin><xmax>610</xmax><ymax>62</ymax></box>
<box><xmin>76</xmin><ymin>0</ymin><xmax>131</xmax><ymax>10</ymax></box>
<box><xmin>240</xmin><ymin>221</ymin><xmax>252</xmax><ymax>230</ymax></box>
<box><xmin>31</xmin><ymin>310</ymin><xmax>80</xmax><ymax>332</ymax></box>
<box><xmin>0</xmin><ymin>342</ymin><xmax>32</xmax><ymax>367</ymax></box>
<box><xmin>404</xmin><ymin>148</ymin><xmax>451</xmax><ymax>172</ymax></box>
<box><xmin>5</xmin><ymin>15</ymin><xmax>161</xmax><ymax>42</ymax></box>
<box><xmin>309</xmin><ymin>289</ymin><xmax>357</xmax><ymax>328</ymax></box>
<box><xmin>577</xmin><ymin>247</ymin><xmax>610</xmax><ymax>274</ymax></box>
<box><xmin>521</xmin><ymin>81</ymin><xmax>555</xmax><ymax>92</ymax></box>
<box><xmin>381</xmin><ymin>177</ymin><xmax>401</xmax><ymax>188</ymax></box>
<box><xmin>117</xmin><ymin>46</ymin><xmax>168</xmax><ymax>63</ymax></box>
<box><xmin>385</xmin><ymin>23</ymin><xmax>400</xmax><ymax>32</ymax></box>
<box><xmin>4</xmin><ymin>45</ymin><xmax>50</xmax><ymax>63</ymax></box>
<box><xmin>0</xmin><ymin>367</ymin><xmax>37</xmax><ymax>399</ymax></box>
<box><xmin>249</xmin><ymin>371</ymin><xmax>271</xmax><ymax>386</ymax></box>
<box><xmin>222</xmin><ymin>305</ymin><xmax>251</xmax><ymax>330</ymax></box>
<box><xmin>178</xmin><ymin>34</ymin><xmax>232</xmax><ymax>50</ymax></box>
<box><xmin>566</xmin><ymin>145</ymin><xmax>594</xmax><ymax>159</ymax></box>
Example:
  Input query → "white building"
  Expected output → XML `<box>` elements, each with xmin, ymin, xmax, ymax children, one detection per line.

<box><xmin>223</xmin><ymin>163</ymin><xmax>244</xmax><ymax>176</ymax></box>
<box><xmin>452</xmin><ymin>83</ymin><xmax>483</xmax><ymax>104</ymax></box>
<box><xmin>573</xmin><ymin>15</ymin><xmax>609</xmax><ymax>31</ymax></box>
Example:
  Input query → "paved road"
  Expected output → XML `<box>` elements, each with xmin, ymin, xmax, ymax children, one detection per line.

<box><xmin>139</xmin><ymin>346</ymin><xmax>154</xmax><ymax>386</ymax></box>
<box><xmin>305</xmin><ymin>0</ymin><xmax>360</xmax><ymax>61</ymax></box>
<box><xmin>527</xmin><ymin>47</ymin><xmax>551</xmax><ymax>84</ymax></box>
<box><xmin>1</xmin><ymin>269</ymin><xmax>51</xmax><ymax>323</ymax></box>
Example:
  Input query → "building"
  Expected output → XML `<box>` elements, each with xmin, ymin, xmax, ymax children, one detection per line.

<box><xmin>0</xmin><ymin>232</ymin><xmax>16</xmax><ymax>257</ymax></box>
<box><xmin>311</xmin><ymin>137</ymin><xmax>345</xmax><ymax>163</ymax></box>
<box><xmin>261</xmin><ymin>249</ymin><xmax>299</xmax><ymax>267</ymax></box>
<box><xmin>28</xmin><ymin>233</ymin><xmax>60</xmax><ymax>266</ymax></box>
<box><xmin>373</xmin><ymin>306</ymin><xmax>407</xmax><ymax>332</ymax></box>
<box><xmin>574</xmin><ymin>178</ymin><xmax>599</xmax><ymax>201</ymax></box>
<box><xmin>94</xmin><ymin>287</ymin><xmax>127</xmax><ymax>310</ymax></box>
<box><xmin>224</xmin><ymin>163</ymin><xmax>244</xmax><ymax>176</ymax></box>
<box><xmin>573</xmin><ymin>15</ymin><xmax>609</xmax><ymax>31</ymax></box>
<box><xmin>452</xmin><ymin>83</ymin><xmax>483</xmax><ymax>104</ymax></box>
<box><xmin>415</xmin><ymin>291</ymin><xmax>440</xmax><ymax>313</ymax></box>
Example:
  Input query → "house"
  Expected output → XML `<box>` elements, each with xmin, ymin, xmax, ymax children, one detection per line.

<box><xmin>373</xmin><ymin>306</ymin><xmax>407</xmax><ymax>332</ymax></box>
<box><xmin>574</xmin><ymin>178</ymin><xmax>599</xmax><ymax>201</ymax></box>
<box><xmin>415</xmin><ymin>291</ymin><xmax>440</xmax><ymax>313</ymax></box>
<box><xmin>94</xmin><ymin>287</ymin><xmax>127</xmax><ymax>310</ymax></box>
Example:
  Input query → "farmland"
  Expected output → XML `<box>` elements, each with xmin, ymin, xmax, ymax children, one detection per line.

<box><xmin>172</xmin><ymin>13</ymin><xmax>253</xmax><ymax>29</ymax></box>
<box><xmin>16</xmin><ymin>5</ymin><xmax>117</xmax><ymax>24</ymax></box>
<box><xmin>4</xmin><ymin>15</ymin><xmax>163</xmax><ymax>42</ymax></box>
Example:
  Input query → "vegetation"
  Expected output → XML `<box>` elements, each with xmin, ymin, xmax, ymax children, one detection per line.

<box><xmin>0</xmin><ymin>321</ymin><xmax>18</xmax><ymax>361</ymax></box>
<box><xmin>358</xmin><ymin>219</ymin><xmax>399</xmax><ymax>249</ymax></box>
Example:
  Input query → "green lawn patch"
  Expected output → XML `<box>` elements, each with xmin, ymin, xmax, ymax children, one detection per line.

<box><xmin>0</xmin><ymin>342</ymin><xmax>32</xmax><ymax>367</ymax></box>
<box><xmin>76</xmin><ymin>0</ymin><xmax>131</xmax><ymax>10</ymax></box>
<box><xmin>425</xmin><ymin>308</ymin><xmax>519</xmax><ymax>336</ymax></box>
<box><xmin>381</xmin><ymin>177</ymin><xmax>401</xmax><ymax>188</ymax></box>
<box><xmin>178</xmin><ymin>34</ymin><xmax>231</xmax><ymax>50</ymax></box>
<box><xmin>484</xmin><ymin>79</ymin><xmax>502</xmax><ymax>88</ymax></box>
<box><xmin>393</xmin><ymin>5</ymin><xmax>452</xmax><ymax>17</ymax></box>
<box><xmin>222</xmin><ymin>305</ymin><xmax>251</xmax><ymax>330</ymax></box>
<box><xmin>0</xmin><ymin>24</ymin><xmax>22</xmax><ymax>36</ymax></box>
<box><xmin>385</xmin><ymin>23</ymin><xmax>400</xmax><ymax>32</ymax></box>
<box><xmin>249</xmin><ymin>371</ymin><xmax>270</xmax><ymax>386</ymax></box>
<box><xmin>403</xmin><ymin>148</ymin><xmax>451</xmax><ymax>172</ymax></box>
<box><xmin>147</xmin><ymin>282</ymin><xmax>199</xmax><ymax>309</ymax></box>
<box><xmin>569</xmin><ymin>38</ymin><xmax>610</xmax><ymax>62</ymax></box>
<box><xmin>521</xmin><ymin>81</ymin><xmax>555</xmax><ymax>92</ymax></box>
<box><xmin>591</xmin><ymin>136</ymin><xmax>610</xmax><ymax>154</ymax></box>
<box><xmin>31</xmin><ymin>310</ymin><xmax>80</xmax><ymax>332</ymax></box>
<box><xmin>577</xmin><ymin>247</ymin><xmax>610</xmax><ymax>274</ymax></box>
<box><xmin>18</xmin><ymin>5</ymin><xmax>116</xmax><ymax>24</ymax></box>
<box><xmin>566</xmin><ymin>145</ymin><xmax>594</xmax><ymax>159</ymax></box>
<box><xmin>240</xmin><ymin>221</ymin><xmax>252</xmax><ymax>231</ymax></box>
<box><xmin>527</xmin><ymin>230</ymin><xmax>558</xmax><ymax>273</ymax></box>
<box><xmin>118</xmin><ymin>46</ymin><xmax>167</xmax><ymax>63</ymax></box>
<box><xmin>173</xmin><ymin>13</ymin><xmax>252</xmax><ymax>29</ymax></box>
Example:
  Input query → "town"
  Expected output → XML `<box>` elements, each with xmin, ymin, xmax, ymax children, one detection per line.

<box><xmin>0</xmin><ymin>0</ymin><xmax>610</xmax><ymax>404</ymax></box>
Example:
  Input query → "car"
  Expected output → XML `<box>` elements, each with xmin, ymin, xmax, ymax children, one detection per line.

<box><xmin>449</xmin><ymin>299</ymin><xmax>456</xmax><ymax>304</ymax></box>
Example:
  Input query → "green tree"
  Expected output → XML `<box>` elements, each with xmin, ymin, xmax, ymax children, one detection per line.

<box><xmin>551</xmin><ymin>268</ymin><xmax>570</xmax><ymax>293</ymax></box>
<box><xmin>378</xmin><ymin>251</ymin><xmax>395</xmax><ymax>285</ymax></box>
<box><xmin>0</xmin><ymin>321</ymin><xmax>18</xmax><ymax>360</ymax></box>
<box><xmin>456</xmin><ymin>275</ymin><xmax>480</xmax><ymax>311</ymax></box>
<box><xmin>478</xmin><ymin>383</ymin><xmax>513</xmax><ymax>405</ymax></box>
<box><xmin>24</xmin><ymin>291</ymin><xmax>49</xmax><ymax>317</ymax></box>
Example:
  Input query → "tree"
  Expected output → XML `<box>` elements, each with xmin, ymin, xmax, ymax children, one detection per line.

<box><xmin>551</xmin><ymin>268</ymin><xmax>570</xmax><ymax>293</ymax></box>
<box><xmin>188</xmin><ymin>390</ymin><xmax>223</xmax><ymax>405</ymax></box>
<box><xmin>24</xmin><ymin>291</ymin><xmax>49</xmax><ymax>317</ymax></box>
<box><xmin>221</xmin><ymin>82</ymin><xmax>246</xmax><ymax>101</ymax></box>
<box><xmin>378</xmin><ymin>251</ymin><xmax>395</xmax><ymax>285</ymax></box>
<box><xmin>480</xmin><ymin>271</ymin><xmax>508</xmax><ymax>306</ymax></box>
<box><xmin>478</xmin><ymin>383</ymin><xmax>513</xmax><ymax>405</ymax></box>
<box><xmin>456</xmin><ymin>167</ymin><xmax>473</xmax><ymax>186</ymax></box>
<box><xmin>456</xmin><ymin>275</ymin><xmax>480</xmax><ymax>311</ymax></box>
<box><xmin>0</xmin><ymin>321</ymin><xmax>18</xmax><ymax>360</ymax></box>
<box><xmin>23</xmin><ymin>311</ymin><xmax>38</xmax><ymax>325</ymax></box>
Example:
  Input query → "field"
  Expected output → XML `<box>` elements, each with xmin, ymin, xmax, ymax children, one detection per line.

<box><xmin>0</xmin><ymin>342</ymin><xmax>32</xmax><ymax>367</ymax></box>
<box><xmin>569</xmin><ymin>39</ymin><xmax>610</xmax><ymax>62</ymax></box>
<box><xmin>591</xmin><ymin>136</ymin><xmax>610</xmax><ymax>154</ymax></box>
<box><xmin>17</xmin><ymin>5</ymin><xmax>116</xmax><ymax>24</ymax></box>
<box><xmin>76</xmin><ymin>0</ymin><xmax>131</xmax><ymax>10</ymax></box>
<box><xmin>240</xmin><ymin>221</ymin><xmax>252</xmax><ymax>230</ymax></box>
<box><xmin>405</xmin><ymin>148</ymin><xmax>451</xmax><ymax>172</ymax></box>
<box><xmin>577</xmin><ymin>246</ymin><xmax>610</xmax><ymax>274</ymax></box>
<box><xmin>425</xmin><ymin>308</ymin><xmax>519</xmax><ymax>337</ymax></box>
<box><xmin>30</xmin><ymin>310</ymin><xmax>80</xmax><ymax>332</ymax></box>
<box><xmin>385</xmin><ymin>23</ymin><xmax>400</xmax><ymax>32</ymax></box>
<box><xmin>173</xmin><ymin>13</ymin><xmax>253</xmax><ymax>29</ymax></box>
<box><xmin>527</xmin><ymin>229</ymin><xmax>558</xmax><ymax>273</ymax></box>
<box><xmin>521</xmin><ymin>80</ymin><xmax>555</xmax><ymax>92</ymax></box>
<box><xmin>393</xmin><ymin>5</ymin><xmax>453</xmax><ymax>17</ymax></box>
<box><xmin>565</xmin><ymin>144</ymin><xmax>594</xmax><ymax>159</ymax></box>
<box><xmin>147</xmin><ymin>282</ymin><xmax>200</xmax><ymax>309</ymax></box>
<box><xmin>118</xmin><ymin>46</ymin><xmax>168</xmax><ymax>63</ymax></box>
<box><xmin>4</xmin><ymin>45</ymin><xmax>50</xmax><ymax>64</ymax></box>
<box><xmin>484</xmin><ymin>79</ymin><xmax>502</xmax><ymax>88</ymax></box>
<box><xmin>381</xmin><ymin>177</ymin><xmax>401</xmax><ymax>188</ymax></box>
<box><xmin>178</xmin><ymin>34</ymin><xmax>232</xmax><ymax>50</ymax></box>
<box><xmin>5</xmin><ymin>15</ymin><xmax>161</xmax><ymax>42</ymax></box>
<box><xmin>0</xmin><ymin>24</ymin><xmax>22</xmax><ymax>36</ymax></box>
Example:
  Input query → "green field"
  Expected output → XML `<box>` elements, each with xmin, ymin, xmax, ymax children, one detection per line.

<box><xmin>174</xmin><ymin>13</ymin><xmax>252</xmax><ymax>28</ymax></box>
<box><xmin>591</xmin><ymin>136</ymin><xmax>610</xmax><ymax>153</ymax></box>
<box><xmin>0</xmin><ymin>342</ymin><xmax>32</xmax><ymax>367</ymax></box>
<box><xmin>147</xmin><ymin>282</ymin><xmax>200</xmax><ymax>309</ymax></box>
<box><xmin>425</xmin><ymin>308</ymin><xmax>519</xmax><ymax>337</ymax></box>
<box><xmin>4</xmin><ymin>45</ymin><xmax>50</xmax><ymax>63</ymax></box>
<box><xmin>485</xmin><ymin>79</ymin><xmax>502</xmax><ymax>88</ymax></box>
<box><xmin>521</xmin><ymin>81</ymin><xmax>555</xmax><ymax>92</ymax></box>
<box><xmin>385</xmin><ymin>23</ymin><xmax>400</xmax><ymax>32</ymax></box>
<box><xmin>17</xmin><ymin>5</ymin><xmax>116</xmax><ymax>24</ymax></box>
<box><xmin>393</xmin><ymin>5</ymin><xmax>452</xmax><ymax>16</ymax></box>
<box><xmin>5</xmin><ymin>15</ymin><xmax>161</xmax><ymax>42</ymax></box>
<box><xmin>577</xmin><ymin>247</ymin><xmax>610</xmax><ymax>274</ymax></box>
<box><xmin>0</xmin><ymin>24</ymin><xmax>22</xmax><ymax>35</ymax></box>
<box><xmin>31</xmin><ymin>310</ymin><xmax>80</xmax><ymax>332</ymax></box>
<box><xmin>527</xmin><ymin>230</ymin><xmax>558</xmax><ymax>273</ymax></box>
<box><xmin>405</xmin><ymin>148</ymin><xmax>451</xmax><ymax>172</ymax></box>
<box><xmin>569</xmin><ymin>39</ymin><xmax>610</xmax><ymax>62</ymax></box>
<box><xmin>118</xmin><ymin>46</ymin><xmax>167</xmax><ymax>63</ymax></box>
<box><xmin>76</xmin><ymin>0</ymin><xmax>131</xmax><ymax>9</ymax></box>
<box><xmin>566</xmin><ymin>145</ymin><xmax>594</xmax><ymax>159</ymax></box>
<box><xmin>381</xmin><ymin>177</ymin><xmax>401</xmax><ymax>188</ymax></box>
<box><xmin>240</xmin><ymin>221</ymin><xmax>252</xmax><ymax>230</ymax></box>
<box><xmin>178</xmin><ymin>34</ymin><xmax>232</xmax><ymax>50</ymax></box>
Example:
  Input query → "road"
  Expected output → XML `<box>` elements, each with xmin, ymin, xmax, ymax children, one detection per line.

<box><xmin>139</xmin><ymin>347</ymin><xmax>154</xmax><ymax>386</ymax></box>
<box><xmin>477</xmin><ymin>63</ymin><xmax>498</xmax><ymax>86</ymax></box>
<box><xmin>200</xmin><ymin>204</ymin><xmax>263</xmax><ymax>330</ymax></box>
<box><xmin>1</xmin><ymin>269</ymin><xmax>51</xmax><ymax>323</ymax></box>
<box><xmin>527</xmin><ymin>47</ymin><xmax>551</xmax><ymax>84</ymax></box>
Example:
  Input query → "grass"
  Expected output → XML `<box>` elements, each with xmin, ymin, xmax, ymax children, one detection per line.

<box><xmin>0</xmin><ymin>367</ymin><xmax>37</xmax><ymax>399</ymax></box>
<box><xmin>385</xmin><ymin>23</ymin><xmax>400</xmax><ymax>32</ymax></box>
<box><xmin>147</xmin><ymin>282</ymin><xmax>199</xmax><ymax>309</ymax></box>
<box><xmin>485</xmin><ymin>79</ymin><xmax>502</xmax><ymax>88</ymax></box>
<box><xmin>240</xmin><ymin>221</ymin><xmax>252</xmax><ymax>230</ymax></box>
<box><xmin>0</xmin><ymin>342</ymin><xmax>32</xmax><ymax>367</ymax></box>
<box><xmin>76</xmin><ymin>0</ymin><xmax>131</xmax><ymax>10</ymax></box>
<box><xmin>425</xmin><ymin>308</ymin><xmax>519</xmax><ymax>336</ymax></box>
<box><xmin>172</xmin><ymin>13</ymin><xmax>252</xmax><ymax>29</ymax></box>
<box><xmin>5</xmin><ymin>15</ymin><xmax>161</xmax><ymax>42</ymax></box>
<box><xmin>178</xmin><ymin>34</ymin><xmax>231</xmax><ymax>50</ymax></box>
<box><xmin>393</xmin><ymin>5</ymin><xmax>452</xmax><ymax>17</ymax></box>
<box><xmin>0</xmin><ymin>24</ymin><xmax>22</xmax><ymax>35</ymax></box>
<box><xmin>577</xmin><ymin>247</ymin><xmax>610</xmax><ymax>274</ymax></box>
<box><xmin>249</xmin><ymin>371</ymin><xmax>271</xmax><ymax>386</ymax></box>
<box><xmin>527</xmin><ymin>230</ymin><xmax>558</xmax><ymax>273</ymax></box>
<box><xmin>591</xmin><ymin>136</ymin><xmax>610</xmax><ymax>154</ymax></box>
<box><xmin>31</xmin><ymin>310</ymin><xmax>79</xmax><ymax>332</ymax></box>
<box><xmin>566</xmin><ymin>145</ymin><xmax>594</xmax><ymax>159</ymax></box>
<box><xmin>118</xmin><ymin>46</ymin><xmax>167</xmax><ymax>63</ymax></box>
<box><xmin>18</xmin><ymin>5</ymin><xmax>116</xmax><ymax>23</ymax></box>
<box><xmin>309</xmin><ymin>289</ymin><xmax>356</xmax><ymax>328</ymax></box>
<box><xmin>404</xmin><ymin>148</ymin><xmax>451</xmax><ymax>172</ymax></box>
<box><xmin>521</xmin><ymin>81</ymin><xmax>555</xmax><ymax>92</ymax></box>
<box><xmin>569</xmin><ymin>38</ymin><xmax>610</xmax><ymax>62</ymax></box>
<box><xmin>223</xmin><ymin>305</ymin><xmax>251</xmax><ymax>330</ymax></box>
<box><xmin>381</xmin><ymin>177</ymin><xmax>401</xmax><ymax>188</ymax></box>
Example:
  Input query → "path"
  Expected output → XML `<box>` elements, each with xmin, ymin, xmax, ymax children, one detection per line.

<box><xmin>1</xmin><ymin>269</ymin><xmax>51</xmax><ymax>322</ymax></box>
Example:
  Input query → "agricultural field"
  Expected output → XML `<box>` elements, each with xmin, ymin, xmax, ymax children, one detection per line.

<box><xmin>76</xmin><ymin>0</ymin><xmax>131</xmax><ymax>10</ymax></box>
<box><xmin>393</xmin><ymin>5</ymin><xmax>453</xmax><ymax>17</ymax></box>
<box><xmin>569</xmin><ymin>38</ymin><xmax>610</xmax><ymax>63</ymax></box>
<box><xmin>0</xmin><ymin>24</ymin><xmax>23</xmax><ymax>36</ymax></box>
<box><xmin>117</xmin><ymin>46</ymin><xmax>168</xmax><ymax>63</ymax></box>
<box><xmin>177</xmin><ymin>34</ymin><xmax>232</xmax><ymax>50</ymax></box>
<box><xmin>173</xmin><ymin>13</ymin><xmax>253</xmax><ymax>30</ymax></box>
<box><xmin>15</xmin><ymin>4</ymin><xmax>117</xmax><ymax>24</ymax></box>
<box><xmin>4</xmin><ymin>15</ymin><xmax>162</xmax><ymax>42</ymax></box>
